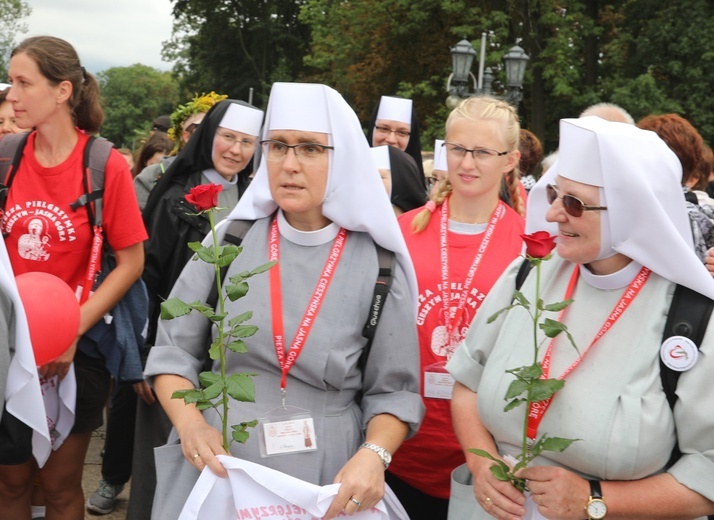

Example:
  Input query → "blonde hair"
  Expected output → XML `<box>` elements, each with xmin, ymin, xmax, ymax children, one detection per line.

<box><xmin>411</xmin><ymin>96</ymin><xmax>524</xmax><ymax>232</ymax></box>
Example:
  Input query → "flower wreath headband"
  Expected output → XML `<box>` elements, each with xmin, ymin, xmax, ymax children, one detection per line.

<box><xmin>167</xmin><ymin>91</ymin><xmax>228</xmax><ymax>152</ymax></box>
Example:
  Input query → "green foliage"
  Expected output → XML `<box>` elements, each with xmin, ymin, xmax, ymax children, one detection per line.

<box><xmin>97</xmin><ymin>64</ymin><xmax>179</xmax><ymax>148</ymax></box>
<box><xmin>160</xmin><ymin>207</ymin><xmax>276</xmax><ymax>451</ymax></box>
<box><xmin>163</xmin><ymin>0</ymin><xmax>309</xmax><ymax>107</ymax></box>
<box><xmin>166</xmin><ymin>0</ymin><xmax>714</xmax><ymax>157</ymax></box>
<box><xmin>0</xmin><ymin>0</ymin><xmax>31</xmax><ymax>80</ymax></box>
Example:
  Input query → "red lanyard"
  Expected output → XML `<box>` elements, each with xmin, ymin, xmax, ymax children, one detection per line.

<box><xmin>526</xmin><ymin>264</ymin><xmax>651</xmax><ymax>442</ymax></box>
<box><xmin>269</xmin><ymin>217</ymin><xmax>348</xmax><ymax>393</ymax></box>
<box><xmin>79</xmin><ymin>225</ymin><xmax>103</xmax><ymax>305</ymax></box>
<box><xmin>440</xmin><ymin>197</ymin><xmax>504</xmax><ymax>346</ymax></box>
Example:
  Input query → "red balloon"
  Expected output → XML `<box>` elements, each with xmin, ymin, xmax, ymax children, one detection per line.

<box><xmin>15</xmin><ymin>272</ymin><xmax>80</xmax><ymax>366</ymax></box>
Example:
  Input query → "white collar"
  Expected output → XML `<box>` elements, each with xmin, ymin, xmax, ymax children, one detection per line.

<box><xmin>203</xmin><ymin>168</ymin><xmax>238</xmax><ymax>187</ymax></box>
<box><xmin>580</xmin><ymin>259</ymin><xmax>643</xmax><ymax>290</ymax></box>
<box><xmin>277</xmin><ymin>209</ymin><xmax>340</xmax><ymax>246</ymax></box>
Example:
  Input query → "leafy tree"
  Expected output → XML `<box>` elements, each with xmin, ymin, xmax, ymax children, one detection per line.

<box><xmin>163</xmin><ymin>0</ymin><xmax>309</xmax><ymax>108</ymax></box>
<box><xmin>98</xmin><ymin>64</ymin><xmax>179</xmax><ymax>149</ymax></box>
<box><xmin>168</xmin><ymin>0</ymin><xmax>714</xmax><ymax>153</ymax></box>
<box><xmin>0</xmin><ymin>0</ymin><xmax>31</xmax><ymax>80</ymax></box>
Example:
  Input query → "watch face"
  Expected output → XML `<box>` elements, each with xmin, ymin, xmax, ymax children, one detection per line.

<box><xmin>587</xmin><ymin>499</ymin><xmax>607</xmax><ymax>519</ymax></box>
<box><xmin>383</xmin><ymin>451</ymin><xmax>392</xmax><ymax>464</ymax></box>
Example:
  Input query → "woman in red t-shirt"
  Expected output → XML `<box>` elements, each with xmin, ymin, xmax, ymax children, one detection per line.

<box><xmin>390</xmin><ymin>96</ymin><xmax>526</xmax><ymax>518</ymax></box>
<box><xmin>0</xmin><ymin>36</ymin><xmax>147</xmax><ymax>519</ymax></box>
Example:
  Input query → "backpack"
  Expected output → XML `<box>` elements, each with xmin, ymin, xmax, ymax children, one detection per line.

<box><xmin>0</xmin><ymin>132</ymin><xmax>148</xmax><ymax>383</ymax></box>
<box><xmin>0</xmin><ymin>133</ymin><xmax>114</xmax><ymax>229</ymax></box>
<box><xmin>207</xmin><ymin>219</ymin><xmax>395</xmax><ymax>373</ymax></box>
<box><xmin>515</xmin><ymin>259</ymin><xmax>714</xmax><ymax>477</ymax></box>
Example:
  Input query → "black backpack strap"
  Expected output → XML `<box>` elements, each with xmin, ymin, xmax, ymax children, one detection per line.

<box><xmin>69</xmin><ymin>137</ymin><xmax>113</xmax><ymax>229</ymax></box>
<box><xmin>359</xmin><ymin>244</ymin><xmax>395</xmax><ymax>372</ymax></box>
<box><xmin>0</xmin><ymin>133</ymin><xmax>30</xmax><ymax>215</ymax></box>
<box><xmin>515</xmin><ymin>257</ymin><xmax>532</xmax><ymax>291</ymax></box>
<box><xmin>660</xmin><ymin>284</ymin><xmax>714</xmax><ymax>470</ymax></box>
<box><xmin>660</xmin><ymin>284</ymin><xmax>714</xmax><ymax>410</ymax></box>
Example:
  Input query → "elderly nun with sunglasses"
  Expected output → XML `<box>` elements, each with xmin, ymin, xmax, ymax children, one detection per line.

<box><xmin>447</xmin><ymin>117</ymin><xmax>714</xmax><ymax>520</ymax></box>
<box><xmin>145</xmin><ymin>82</ymin><xmax>424</xmax><ymax>519</ymax></box>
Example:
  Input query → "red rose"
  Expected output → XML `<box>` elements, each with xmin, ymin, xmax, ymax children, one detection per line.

<box><xmin>521</xmin><ymin>231</ymin><xmax>556</xmax><ymax>259</ymax></box>
<box><xmin>186</xmin><ymin>184</ymin><xmax>223</xmax><ymax>211</ymax></box>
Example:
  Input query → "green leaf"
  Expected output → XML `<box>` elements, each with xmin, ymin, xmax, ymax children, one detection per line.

<box><xmin>543</xmin><ymin>298</ymin><xmax>573</xmax><ymax>312</ymax></box>
<box><xmin>487</xmin><ymin>305</ymin><xmax>516</xmax><ymax>324</ymax></box>
<box><xmin>172</xmin><ymin>388</ymin><xmax>202</xmax><ymax>404</ymax></box>
<box><xmin>161</xmin><ymin>298</ymin><xmax>193</xmax><ymax>319</ymax></box>
<box><xmin>513</xmin><ymin>291</ymin><xmax>530</xmax><ymax>309</ymax></box>
<box><xmin>226</xmin><ymin>281</ymin><xmax>250</xmax><ymax>301</ymax></box>
<box><xmin>196</xmin><ymin>400</ymin><xmax>215</xmax><ymax>411</ymax></box>
<box><xmin>468</xmin><ymin>449</ymin><xmax>500</xmax><ymax>463</ymax></box>
<box><xmin>202</xmin><ymin>379</ymin><xmax>225</xmax><ymax>400</ymax></box>
<box><xmin>537</xmin><ymin>436</ymin><xmax>581</xmax><ymax>453</ymax></box>
<box><xmin>208</xmin><ymin>337</ymin><xmax>221</xmax><ymax>361</ymax></box>
<box><xmin>232</xmin><ymin>419</ymin><xmax>258</xmax><ymax>444</ymax></box>
<box><xmin>232</xmin><ymin>324</ymin><xmax>259</xmax><ymax>338</ymax></box>
<box><xmin>529</xmin><ymin>378</ymin><xmax>565</xmax><ymax>402</ymax></box>
<box><xmin>190</xmin><ymin>243</ymin><xmax>217</xmax><ymax>264</ymax></box>
<box><xmin>190</xmin><ymin>301</ymin><xmax>216</xmax><ymax>319</ymax></box>
<box><xmin>508</xmin><ymin>363</ymin><xmax>543</xmax><ymax>381</ymax></box>
<box><xmin>228</xmin><ymin>311</ymin><xmax>253</xmax><ymax>327</ymax></box>
<box><xmin>490</xmin><ymin>464</ymin><xmax>511</xmax><ymax>482</ymax></box>
<box><xmin>227</xmin><ymin>339</ymin><xmax>248</xmax><ymax>354</ymax></box>
<box><xmin>504</xmin><ymin>398</ymin><xmax>526</xmax><ymax>412</ymax></box>
<box><xmin>505</xmin><ymin>379</ymin><xmax>529</xmax><ymax>399</ymax></box>
<box><xmin>187</xmin><ymin>241</ymin><xmax>207</xmax><ymax>254</ymax></box>
<box><xmin>199</xmin><ymin>371</ymin><xmax>220</xmax><ymax>387</ymax></box>
<box><xmin>250</xmin><ymin>260</ymin><xmax>277</xmax><ymax>276</ymax></box>
<box><xmin>540</xmin><ymin>318</ymin><xmax>568</xmax><ymax>338</ymax></box>
<box><xmin>226</xmin><ymin>373</ymin><xmax>256</xmax><ymax>402</ymax></box>
<box><xmin>216</xmin><ymin>245</ymin><xmax>240</xmax><ymax>267</ymax></box>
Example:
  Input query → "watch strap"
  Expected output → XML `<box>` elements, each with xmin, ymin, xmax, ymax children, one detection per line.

<box><xmin>588</xmin><ymin>479</ymin><xmax>603</xmax><ymax>499</ymax></box>
<box><xmin>360</xmin><ymin>442</ymin><xmax>391</xmax><ymax>469</ymax></box>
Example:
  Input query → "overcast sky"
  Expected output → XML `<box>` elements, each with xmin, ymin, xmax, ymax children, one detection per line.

<box><xmin>22</xmin><ymin>0</ymin><xmax>176</xmax><ymax>74</ymax></box>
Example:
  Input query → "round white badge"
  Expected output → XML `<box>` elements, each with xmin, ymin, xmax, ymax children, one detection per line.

<box><xmin>660</xmin><ymin>336</ymin><xmax>699</xmax><ymax>372</ymax></box>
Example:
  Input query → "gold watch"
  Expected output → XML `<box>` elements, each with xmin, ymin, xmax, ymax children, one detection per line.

<box><xmin>585</xmin><ymin>480</ymin><xmax>607</xmax><ymax>519</ymax></box>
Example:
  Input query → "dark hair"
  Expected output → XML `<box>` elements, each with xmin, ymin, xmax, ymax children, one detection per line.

<box><xmin>0</xmin><ymin>87</ymin><xmax>9</xmax><ymax>105</ymax></box>
<box><xmin>518</xmin><ymin>129</ymin><xmax>544</xmax><ymax>178</ymax></box>
<box><xmin>637</xmin><ymin>113</ymin><xmax>704</xmax><ymax>188</ymax></box>
<box><xmin>133</xmin><ymin>132</ymin><xmax>173</xmax><ymax>177</ymax></box>
<box><xmin>11</xmin><ymin>36</ymin><xmax>104</xmax><ymax>133</ymax></box>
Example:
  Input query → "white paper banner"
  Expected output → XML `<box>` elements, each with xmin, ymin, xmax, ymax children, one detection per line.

<box><xmin>179</xmin><ymin>455</ymin><xmax>408</xmax><ymax>520</ymax></box>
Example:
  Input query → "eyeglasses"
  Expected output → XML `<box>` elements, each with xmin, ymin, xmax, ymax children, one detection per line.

<box><xmin>546</xmin><ymin>184</ymin><xmax>607</xmax><ymax>217</ymax></box>
<box><xmin>374</xmin><ymin>125</ymin><xmax>411</xmax><ymax>139</ymax></box>
<box><xmin>260</xmin><ymin>140</ymin><xmax>333</xmax><ymax>163</ymax></box>
<box><xmin>442</xmin><ymin>142</ymin><xmax>509</xmax><ymax>162</ymax></box>
<box><xmin>215</xmin><ymin>132</ymin><xmax>256</xmax><ymax>150</ymax></box>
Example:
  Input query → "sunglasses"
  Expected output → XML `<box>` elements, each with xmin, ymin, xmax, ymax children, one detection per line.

<box><xmin>546</xmin><ymin>184</ymin><xmax>607</xmax><ymax>217</ymax></box>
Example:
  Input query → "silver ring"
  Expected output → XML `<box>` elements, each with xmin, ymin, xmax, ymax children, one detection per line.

<box><xmin>350</xmin><ymin>497</ymin><xmax>363</xmax><ymax>508</ymax></box>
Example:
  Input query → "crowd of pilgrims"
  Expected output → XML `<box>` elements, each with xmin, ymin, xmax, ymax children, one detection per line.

<box><xmin>1</xmin><ymin>34</ymin><xmax>714</xmax><ymax>520</ymax></box>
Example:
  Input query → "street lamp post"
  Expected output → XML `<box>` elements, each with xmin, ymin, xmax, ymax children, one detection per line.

<box><xmin>445</xmin><ymin>34</ymin><xmax>529</xmax><ymax>109</ymax></box>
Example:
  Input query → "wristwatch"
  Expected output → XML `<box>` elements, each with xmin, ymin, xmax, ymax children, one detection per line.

<box><xmin>360</xmin><ymin>442</ymin><xmax>392</xmax><ymax>470</ymax></box>
<box><xmin>585</xmin><ymin>480</ymin><xmax>607</xmax><ymax>519</ymax></box>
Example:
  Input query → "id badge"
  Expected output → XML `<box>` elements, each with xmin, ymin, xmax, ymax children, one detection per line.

<box><xmin>258</xmin><ymin>405</ymin><xmax>317</xmax><ymax>458</ymax></box>
<box><xmin>424</xmin><ymin>361</ymin><xmax>455</xmax><ymax>400</ymax></box>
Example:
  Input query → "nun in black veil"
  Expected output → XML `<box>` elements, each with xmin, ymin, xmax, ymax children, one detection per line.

<box><xmin>366</xmin><ymin>95</ymin><xmax>425</xmax><ymax>182</ymax></box>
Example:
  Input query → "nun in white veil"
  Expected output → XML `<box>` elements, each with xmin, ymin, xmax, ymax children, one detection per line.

<box><xmin>145</xmin><ymin>82</ymin><xmax>424</xmax><ymax>519</ymax></box>
<box><xmin>447</xmin><ymin>117</ymin><xmax>714</xmax><ymax>520</ymax></box>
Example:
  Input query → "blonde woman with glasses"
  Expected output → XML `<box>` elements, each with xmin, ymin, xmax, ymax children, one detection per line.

<box><xmin>388</xmin><ymin>96</ymin><xmax>526</xmax><ymax>519</ymax></box>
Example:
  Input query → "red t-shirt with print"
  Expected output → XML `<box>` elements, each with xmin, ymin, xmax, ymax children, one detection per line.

<box><xmin>390</xmin><ymin>201</ymin><xmax>524</xmax><ymax>498</ymax></box>
<box><xmin>3</xmin><ymin>131</ymin><xmax>147</xmax><ymax>293</ymax></box>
